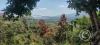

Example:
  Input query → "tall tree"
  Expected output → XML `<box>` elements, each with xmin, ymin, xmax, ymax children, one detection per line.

<box><xmin>67</xmin><ymin>0</ymin><xmax>100</xmax><ymax>45</ymax></box>
<box><xmin>3</xmin><ymin>0</ymin><xmax>40</xmax><ymax>20</ymax></box>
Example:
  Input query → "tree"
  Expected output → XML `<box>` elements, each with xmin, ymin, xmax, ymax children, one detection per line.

<box><xmin>67</xmin><ymin>0</ymin><xmax>100</xmax><ymax>45</ymax></box>
<box><xmin>3</xmin><ymin>0</ymin><xmax>40</xmax><ymax>21</ymax></box>
<box><xmin>72</xmin><ymin>16</ymin><xmax>91</xmax><ymax>29</ymax></box>
<box><xmin>54</xmin><ymin>14</ymin><xmax>68</xmax><ymax>45</ymax></box>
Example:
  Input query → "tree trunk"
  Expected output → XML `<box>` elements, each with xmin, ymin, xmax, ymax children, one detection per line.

<box><xmin>89</xmin><ymin>10</ymin><xmax>100</xmax><ymax>45</ymax></box>
<box><xmin>89</xmin><ymin>10</ymin><xmax>99</xmax><ymax>31</ymax></box>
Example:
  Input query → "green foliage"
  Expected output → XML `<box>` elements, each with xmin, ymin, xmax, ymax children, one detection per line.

<box><xmin>0</xmin><ymin>20</ymin><xmax>43</xmax><ymax>45</ymax></box>
<box><xmin>0</xmin><ymin>16</ymin><xmax>91</xmax><ymax>45</ymax></box>
<box><xmin>3</xmin><ymin>0</ymin><xmax>40</xmax><ymax>20</ymax></box>
<box><xmin>67</xmin><ymin>0</ymin><xmax>100</xmax><ymax>15</ymax></box>
<box><xmin>54</xmin><ymin>28</ymin><xmax>67</xmax><ymax>44</ymax></box>
<box><xmin>97</xmin><ymin>11</ymin><xmax>100</xmax><ymax>20</ymax></box>
<box><xmin>71</xmin><ymin>16</ymin><xmax>91</xmax><ymax>29</ymax></box>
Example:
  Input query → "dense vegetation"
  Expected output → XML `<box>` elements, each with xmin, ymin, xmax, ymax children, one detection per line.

<box><xmin>67</xmin><ymin>0</ymin><xmax>100</xmax><ymax>45</ymax></box>
<box><xmin>0</xmin><ymin>15</ymin><xmax>92</xmax><ymax>45</ymax></box>
<box><xmin>0</xmin><ymin>0</ymin><xmax>100</xmax><ymax>45</ymax></box>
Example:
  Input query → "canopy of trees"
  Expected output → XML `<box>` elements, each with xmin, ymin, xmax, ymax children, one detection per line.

<box><xmin>67</xmin><ymin>0</ymin><xmax>100</xmax><ymax>14</ymax></box>
<box><xmin>3</xmin><ymin>0</ymin><xmax>40</xmax><ymax>20</ymax></box>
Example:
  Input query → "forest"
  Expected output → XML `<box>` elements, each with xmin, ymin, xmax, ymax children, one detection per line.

<box><xmin>0</xmin><ymin>0</ymin><xmax>100</xmax><ymax>45</ymax></box>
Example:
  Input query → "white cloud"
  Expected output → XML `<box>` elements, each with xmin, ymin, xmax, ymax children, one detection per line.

<box><xmin>32</xmin><ymin>7</ymin><xmax>54</xmax><ymax>16</ymax></box>
<box><xmin>34</xmin><ymin>7</ymin><xmax>47</xmax><ymax>11</ymax></box>
<box><xmin>32</xmin><ymin>4</ymin><xmax>76</xmax><ymax>17</ymax></box>
<box><xmin>59</xmin><ymin>5</ymin><xmax>67</xmax><ymax>8</ymax></box>
<box><xmin>58</xmin><ymin>4</ymin><xmax>76</xmax><ymax>15</ymax></box>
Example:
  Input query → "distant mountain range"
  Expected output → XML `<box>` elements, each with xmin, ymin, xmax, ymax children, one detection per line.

<box><xmin>32</xmin><ymin>13</ymin><xmax>78</xmax><ymax>22</ymax></box>
<box><xmin>32</xmin><ymin>12</ymin><xmax>87</xmax><ymax>22</ymax></box>
<box><xmin>0</xmin><ymin>11</ymin><xmax>87</xmax><ymax>22</ymax></box>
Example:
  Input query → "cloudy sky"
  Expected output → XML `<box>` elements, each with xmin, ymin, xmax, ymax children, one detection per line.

<box><xmin>0</xmin><ymin>0</ymin><xmax>76</xmax><ymax>16</ymax></box>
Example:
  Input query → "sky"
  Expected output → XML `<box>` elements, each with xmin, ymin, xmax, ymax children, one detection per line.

<box><xmin>0</xmin><ymin>0</ymin><xmax>76</xmax><ymax>17</ymax></box>
<box><xmin>0</xmin><ymin>0</ymin><xmax>7</xmax><ymax>12</ymax></box>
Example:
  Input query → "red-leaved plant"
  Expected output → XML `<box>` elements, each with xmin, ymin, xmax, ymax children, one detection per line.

<box><xmin>58</xmin><ymin>14</ymin><xmax>67</xmax><ymax>28</ymax></box>
<box><xmin>37</xmin><ymin>19</ymin><xmax>55</xmax><ymax>45</ymax></box>
<box><xmin>54</xmin><ymin>14</ymin><xmax>68</xmax><ymax>44</ymax></box>
<box><xmin>37</xmin><ymin>19</ymin><xmax>49</xmax><ymax>37</ymax></box>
